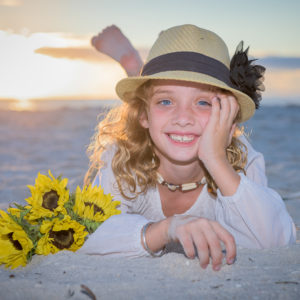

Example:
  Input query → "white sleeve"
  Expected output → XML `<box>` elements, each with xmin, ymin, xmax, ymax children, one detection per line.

<box><xmin>79</xmin><ymin>214</ymin><xmax>149</xmax><ymax>257</ymax></box>
<box><xmin>79</xmin><ymin>147</ymin><xmax>150</xmax><ymax>257</ymax></box>
<box><xmin>215</xmin><ymin>137</ymin><xmax>296</xmax><ymax>249</ymax></box>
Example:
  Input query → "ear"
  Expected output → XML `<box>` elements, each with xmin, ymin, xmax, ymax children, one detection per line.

<box><xmin>139</xmin><ymin>111</ymin><xmax>149</xmax><ymax>128</ymax></box>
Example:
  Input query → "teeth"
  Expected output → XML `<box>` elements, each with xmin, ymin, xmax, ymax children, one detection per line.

<box><xmin>169</xmin><ymin>134</ymin><xmax>195</xmax><ymax>142</ymax></box>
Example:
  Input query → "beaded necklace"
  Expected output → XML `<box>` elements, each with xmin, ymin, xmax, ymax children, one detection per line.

<box><xmin>156</xmin><ymin>172</ymin><xmax>206</xmax><ymax>192</ymax></box>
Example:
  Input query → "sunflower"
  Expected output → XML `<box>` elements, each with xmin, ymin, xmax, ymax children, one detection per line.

<box><xmin>25</xmin><ymin>170</ymin><xmax>69</xmax><ymax>222</ymax></box>
<box><xmin>0</xmin><ymin>210</ymin><xmax>33</xmax><ymax>269</ymax></box>
<box><xmin>73</xmin><ymin>185</ymin><xmax>121</xmax><ymax>223</ymax></box>
<box><xmin>36</xmin><ymin>216</ymin><xmax>87</xmax><ymax>255</ymax></box>
<box><xmin>7</xmin><ymin>207</ymin><xmax>21</xmax><ymax>218</ymax></box>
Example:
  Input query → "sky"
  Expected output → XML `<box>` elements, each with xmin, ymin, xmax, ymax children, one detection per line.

<box><xmin>0</xmin><ymin>0</ymin><xmax>300</xmax><ymax>106</ymax></box>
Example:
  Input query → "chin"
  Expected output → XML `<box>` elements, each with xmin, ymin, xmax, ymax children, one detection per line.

<box><xmin>162</xmin><ymin>152</ymin><xmax>199</xmax><ymax>165</ymax></box>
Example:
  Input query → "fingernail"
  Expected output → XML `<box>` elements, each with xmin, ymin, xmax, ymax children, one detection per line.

<box><xmin>214</xmin><ymin>264</ymin><xmax>221</xmax><ymax>271</ymax></box>
<box><xmin>228</xmin><ymin>258</ymin><xmax>236</xmax><ymax>264</ymax></box>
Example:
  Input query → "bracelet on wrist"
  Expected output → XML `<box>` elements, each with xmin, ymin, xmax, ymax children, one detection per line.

<box><xmin>141</xmin><ymin>222</ymin><xmax>166</xmax><ymax>257</ymax></box>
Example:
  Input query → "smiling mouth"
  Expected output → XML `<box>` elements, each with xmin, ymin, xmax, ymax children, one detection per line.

<box><xmin>168</xmin><ymin>134</ymin><xmax>196</xmax><ymax>143</ymax></box>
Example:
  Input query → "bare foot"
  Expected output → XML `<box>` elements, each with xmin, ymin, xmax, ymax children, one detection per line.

<box><xmin>91</xmin><ymin>25</ymin><xmax>143</xmax><ymax>76</ymax></box>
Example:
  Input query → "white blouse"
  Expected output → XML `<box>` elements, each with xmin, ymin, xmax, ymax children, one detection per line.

<box><xmin>79</xmin><ymin>136</ymin><xmax>296</xmax><ymax>257</ymax></box>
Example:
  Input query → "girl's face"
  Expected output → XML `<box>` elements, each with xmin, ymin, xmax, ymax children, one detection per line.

<box><xmin>140</xmin><ymin>80</ymin><xmax>223</xmax><ymax>165</ymax></box>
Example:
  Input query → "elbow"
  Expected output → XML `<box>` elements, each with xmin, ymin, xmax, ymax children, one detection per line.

<box><xmin>276</xmin><ymin>221</ymin><xmax>297</xmax><ymax>248</ymax></box>
<box><xmin>258</xmin><ymin>217</ymin><xmax>297</xmax><ymax>249</ymax></box>
<box><xmin>239</xmin><ymin>217</ymin><xmax>297</xmax><ymax>250</ymax></box>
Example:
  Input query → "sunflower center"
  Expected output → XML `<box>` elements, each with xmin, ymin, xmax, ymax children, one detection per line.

<box><xmin>42</xmin><ymin>190</ymin><xmax>59</xmax><ymax>211</ymax></box>
<box><xmin>49</xmin><ymin>229</ymin><xmax>75</xmax><ymax>250</ymax></box>
<box><xmin>7</xmin><ymin>232</ymin><xmax>23</xmax><ymax>250</ymax></box>
<box><xmin>84</xmin><ymin>202</ymin><xmax>105</xmax><ymax>215</ymax></box>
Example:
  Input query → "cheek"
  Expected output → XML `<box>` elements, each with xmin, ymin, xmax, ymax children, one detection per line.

<box><xmin>147</xmin><ymin>107</ymin><xmax>169</xmax><ymax>125</ymax></box>
<box><xmin>197</xmin><ymin>110</ymin><xmax>211</xmax><ymax>128</ymax></box>
<box><xmin>141</xmin><ymin>107</ymin><xmax>162</xmax><ymax>132</ymax></box>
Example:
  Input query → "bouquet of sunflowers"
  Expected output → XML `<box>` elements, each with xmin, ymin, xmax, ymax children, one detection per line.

<box><xmin>0</xmin><ymin>171</ymin><xmax>120</xmax><ymax>269</ymax></box>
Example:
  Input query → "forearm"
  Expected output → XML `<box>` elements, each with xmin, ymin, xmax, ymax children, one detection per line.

<box><xmin>79</xmin><ymin>214</ymin><xmax>149</xmax><ymax>257</ymax></box>
<box><xmin>204</xmin><ymin>156</ymin><xmax>240</xmax><ymax>196</ymax></box>
<box><xmin>215</xmin><ymin>173</ymin><xmax>296</xmax><ymax>248</ymax></box>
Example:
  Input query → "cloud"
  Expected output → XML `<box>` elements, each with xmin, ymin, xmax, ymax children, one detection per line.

<box><xmin>35</xmin><ymin>46</ymin><xmax>149</xmax><ymax>63</ymax></box>
<box><xmin>36</xmin><ymin>46</ymin><xmax>300</xmax><ymax>71</ymax></box>
<box><xmin>259</xmin><ymin>56</ymin><xmax>300</xmax><ymax>69</ymax></box>
<box><xmin>0</xmin><ymin>0</ymin><xmax>22</xmax><ymax>7</ymax></box>
<box><xmin>35</xmin><ymin>47</ymin><xmax>117</xmax><ymax>63</ymax></box>
<box><xmin>264</xmin><ymin>68</ymin><xmax>300</xmax><ymax>98</ymax></box>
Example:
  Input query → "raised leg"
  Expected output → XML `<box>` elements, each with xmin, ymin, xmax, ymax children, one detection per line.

<box><xmin>91</xmin><ymin>25</ymin><xmax>143</xmax><ymax>76</ymax></box>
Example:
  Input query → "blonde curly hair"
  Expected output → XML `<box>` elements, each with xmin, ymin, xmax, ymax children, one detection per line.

<box><xmin>84</xmin><ymin>81</ymin><xmax>248</xmax><ymax>198</ymax></box>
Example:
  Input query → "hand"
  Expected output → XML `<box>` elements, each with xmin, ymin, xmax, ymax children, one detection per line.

<box><xmin>197</xmin><ymin>94</ymin><xmax>239</xmax><ymax>165</ymax></box>
<box><xmin>168</xmin><ymin>215</ymin><xmax>236</xmax><ymax>271</ymax></box>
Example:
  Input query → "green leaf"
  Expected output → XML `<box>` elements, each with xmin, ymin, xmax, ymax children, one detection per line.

<box><xmin>20</xmin><ymin>209</ymin><xmax>31</xmax><ymax>219</ymax></box>
<box><xmin>13</xmin><ymin>203</ymin><xmax>27</xmax><ymax>210</ymax></box>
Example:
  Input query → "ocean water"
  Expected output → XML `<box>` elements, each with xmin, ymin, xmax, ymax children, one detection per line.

<box><xmin>0</xmin><ymin>100</ymin><xmax>299</xmax><ymax>207</ymax></box>
<box><xmin>243</xmin><ymin>105</ymin><xmax>300</xmax><ymax>198</ymax></box>
<box><xmin>0</xmin><ymin>99</ymin><xmax>121</xmax><ymax>111</ymax></box>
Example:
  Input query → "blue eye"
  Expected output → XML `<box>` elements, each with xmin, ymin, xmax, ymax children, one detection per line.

<box><xmin>159</xmin><ymin>99</ymin><xmax>172</xmax><ymax>106</ymax></box>
<box><xmin>197</xmin><ymin>100</ymin><xmax>211</xmax><ymax>106</ymax></box>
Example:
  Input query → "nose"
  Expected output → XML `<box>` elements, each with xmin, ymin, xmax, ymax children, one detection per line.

<box><xmin>171</xmin><ymin>105</ymin><xmax>195</xmax><ymax>127</ymax></box>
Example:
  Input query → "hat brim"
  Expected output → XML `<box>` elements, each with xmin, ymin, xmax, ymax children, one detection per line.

<box><xmin>116</xmin><ymin>70</ymin><xmax>255</xmax><ymax>123</ymax></box>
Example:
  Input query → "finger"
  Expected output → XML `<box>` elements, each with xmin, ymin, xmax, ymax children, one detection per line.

<box><xmin>228</xmin><ymin>96</ymin><xmax>239</xmax><ymax>123</ymax></box>
<box><xmin>227</xmin><ymin>123</ymin><xmax>237</xmax><ymax>147</ymax></box>
<box><xmin>197</xmin><ymin>220</ymin><xmax>223</xmax><ymax>271</ymax></box>
<box><xmin>191</xmin><ymin>230</ymin><xmax>210</xmax><ymax>269</ymax></box>
<box><xmin>218</xmin><ymin>95</ymin><xmax>230</xmax><ymax>126</ymax></box>
<box><xmin>178</xmin><ymin>233</ymin><xmax>196</xmax><ymax>259</ymax></box>
<box><xmin>210</xmin><ymin>222</ymin><xmax>236</xmax><ymax>265</ymax></box>
<box><xmin>209</xmin><ymin>97</ymin><xmax>220</xmax><ymax>127</ymax></box>
<box><xmin>201</xmin><ymin>226</ymin><xmax>224</xmax><ymax>271</ymax></box>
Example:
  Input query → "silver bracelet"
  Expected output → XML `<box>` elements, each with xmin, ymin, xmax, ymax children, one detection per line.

<box><xmin>141</xmin><ymin>222</ymin><xmax>166</xmax><ymax>257</ymax></box>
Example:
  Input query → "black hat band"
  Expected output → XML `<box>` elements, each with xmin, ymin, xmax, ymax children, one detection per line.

<box><xmin>141</xmin><ymin>51</ymin><xmax>234</xmax><ymax>88</ymax></box>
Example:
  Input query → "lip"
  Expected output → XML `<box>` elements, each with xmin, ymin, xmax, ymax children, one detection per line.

<box><xmin>165</xmin><ymin>132</ymin><xmax>199</xmax><ymax>146</ymax></box>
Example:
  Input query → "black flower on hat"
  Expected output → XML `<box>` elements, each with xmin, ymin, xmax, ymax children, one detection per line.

<box><xmin>230</xmin><ymin>41</ymin><xmax>265</xmax><ymax>109</ymax></box>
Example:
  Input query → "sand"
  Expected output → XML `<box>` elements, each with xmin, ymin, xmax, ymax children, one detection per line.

<box><xmin>0</xmin><ymin>200</ymin><xmax>299</xmax><ymax>300</ymax></box>
<box><xmin>0</xmin><ymin>105</ymin><xmax>300</xmax><ymax>299</ymax></box>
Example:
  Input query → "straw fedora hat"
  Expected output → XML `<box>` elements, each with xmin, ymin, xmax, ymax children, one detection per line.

<box><xmin>116</xmin><ymin>24</ymin><xmax>258</xmax><ymax>123</ymax></box>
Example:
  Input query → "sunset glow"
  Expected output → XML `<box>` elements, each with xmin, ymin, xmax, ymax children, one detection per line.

<box><xmin>0</xmin><ymin>30</ymin><xmax>125</xmax><ymax>102</ymax></box>
<box><xmin>0</xmin><ymin>0</ymin><xmax>299</xmax><ymax>105</ymax></box>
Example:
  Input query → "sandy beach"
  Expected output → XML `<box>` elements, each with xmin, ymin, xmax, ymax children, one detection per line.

<box><xmin>0</xmin><ymin>103</ymin><xmax>300</xmax><ymax>299</ymax></box>
<box><xmin>0</xmin><ymin>231</ymin><xmax>299</xmax><ymax>300</ymax></box>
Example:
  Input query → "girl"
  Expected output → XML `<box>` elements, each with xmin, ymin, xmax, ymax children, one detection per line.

<box><xmin>80</xmin><ymin>24</ymin><xmax>296</xmax><ymax>271</ymax></box>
